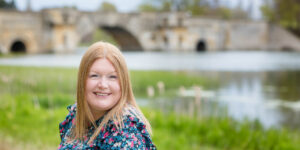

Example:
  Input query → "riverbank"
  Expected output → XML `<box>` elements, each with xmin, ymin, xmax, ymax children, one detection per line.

<box><xmin>1</xmin><ymin>66</ymin><xmax>300</xmax><ymax>149</ymax></box>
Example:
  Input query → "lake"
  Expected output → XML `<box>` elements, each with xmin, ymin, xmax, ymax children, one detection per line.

<box><xmin>1</xmin><ymin>48</ymin><xmax>300</xmax><ymax>129</ymax></box>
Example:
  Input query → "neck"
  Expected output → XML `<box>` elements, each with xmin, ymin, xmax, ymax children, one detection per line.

<box><xmin>91</xmin><ymin>110</ymin><xmax>106</xmax><ymax>121</ymax></box>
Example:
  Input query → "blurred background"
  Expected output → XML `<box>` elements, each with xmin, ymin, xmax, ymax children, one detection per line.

<box><xmin>0</xmin><ymin>0</ymin><xmax>300</xmax><ymax>149</ymax></box>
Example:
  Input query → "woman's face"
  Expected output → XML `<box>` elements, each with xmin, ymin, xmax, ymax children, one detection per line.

<box><xmin>85</xmin><ymin>58</ymin><xmax>121</xmax><ymax>119</ymax></box>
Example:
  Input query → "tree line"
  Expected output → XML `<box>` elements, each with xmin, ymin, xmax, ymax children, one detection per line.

<box><xmin>261</xmin><ymin>0</ymin><xmax>300</xmax><ymax>36</ymax></box>
<box><xmin>138</xmin><ymin>0</ymin><xmax>250</xmax><ymax>20</ymax></box>
<box><xmin>138</xmin><ymin>0</ymin><xmax>299</xmax><ymax>36</ymax></box>
<box><xmin>0</xmin><ymin>0</ymin><xmax>16</xmax><ymax>9</ymax></box>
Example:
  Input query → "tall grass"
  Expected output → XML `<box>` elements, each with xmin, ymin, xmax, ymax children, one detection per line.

<box><xmin>131</xmin><ymin>71</ymin><xmax>218</xmax><ymax>97</ymax></box>
<box><xmin>0</xmin><ymin>65</ymin><xmax>300</xmax><ymax>150</ymax></box>
<box><xmin>145</xmin><ymin>109</ymin><xmax>300</xmax><ymax>150</ymax></box>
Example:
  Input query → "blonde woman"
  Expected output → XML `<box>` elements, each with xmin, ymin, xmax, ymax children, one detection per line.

<box><xmin>58</xmin><ymin>42</ymin><xmax>156</xmax><ymax>149</ymax></box>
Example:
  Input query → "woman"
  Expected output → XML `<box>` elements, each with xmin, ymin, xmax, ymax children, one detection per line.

<box><xmin>58</xmin><ymin>41</ymin><xmax>156</xmax><ymax>149</ymax></box>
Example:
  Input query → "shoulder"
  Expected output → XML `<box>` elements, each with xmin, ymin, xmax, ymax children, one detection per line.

<box><xmin>59</xmin><ymin>104</ymin><xmax>77</xmax><ymax>140</ymax></box>
<box><xmin>98</xmin><ymin>105</ymin><xmax>156</xmax><ymax>149</ymax></box>
<box><xmin>122</xmin><ymin>105</ymin><xmax>149</xmax><ymax>136</ymax></box>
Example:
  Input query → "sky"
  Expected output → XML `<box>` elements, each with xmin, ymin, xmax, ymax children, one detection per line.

<box><xmin>14</xmin><ymin>0</ymin><xmax>143</xmax><ymax>12</ymax></box>
<box><xmin>13</xmin><ymin>0</ymin><xmax>264</xmax><ymax>19</ymax></box>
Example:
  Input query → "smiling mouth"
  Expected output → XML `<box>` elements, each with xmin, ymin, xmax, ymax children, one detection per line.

<box><xmin>94</xmin><ymin>92</ymin><xmax>111</xmax><ymax>96</ymax></box>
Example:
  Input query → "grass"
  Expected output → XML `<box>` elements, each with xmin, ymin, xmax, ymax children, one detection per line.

<box><xmin>0</xmin><ymin>65</ymin><xmax>217</xmax><ymax>98</ymax></box>
<box><xmin>131</xmin><ymin>71</ymin><xmax>218</xmax><ymax>97</ymax></box>
<box><xmin>146</xmin><ymin>109</ymin><xmax>300</xmax><ymax>150</ymax></box>
<box><xmin>0</xmin><ymin>65</ymin><xmax>300</xmax><ymax>150</ymax></box>
<box><xmin>0</xmin><ymin>53</ymin><xmax>27</xmax><ymax>58</ymax></box>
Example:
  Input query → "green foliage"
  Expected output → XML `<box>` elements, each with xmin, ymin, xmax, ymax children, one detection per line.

<box><xmin>92</xmin><ymin>29</ymin><xmax>119</xmax><ymax>47</ymax></box>
<box><xmin>138</xmin><ymin>3</ymin><xmax>159</xmax><ymax>12</ymax></box>
<box><xmin>260</xmin><ymin>5</ymin><xmax>276</xmax><ymax>22</ymax></box>
<box><xmin>0</xmin><ymin>0</ymin><xmax>6</xmax><ymax>8</ymax></box>
<box><xmin>276</xmin><ymin>0</ymin><xmax>300</xmax><ymax>29</ymax></box>
<box><xmin>80</xmin><ymin>29</ymin><xmax>119</xmax><ymax>47</ymax></box>
<box><xmin>99</xmin><ymin>2</ymin><xmax>117</xmax><ymax>12</ymax></box>
<box><xmin>161</xmin><ymin>1</ymin><xmax>171</xmax><ymax>12</ymax></box>
<box><xmin>218</xmin><ymin>7</ymin><xmax>232</xmax><ymax>20</ymax></box>
<box><xmin>0</xmin><ymin>93</ymin><xmax>71</xmax><ymax>149</ymax></box>
<box><xmin>144</xmin><ymin>109</ymin><xmax>300</xmax><ymax>150</ymax></box>
<box><xmin>0</xmin><ymin>0</ymin><xmax>16</xmax><ymax>9</ymax></box>
<box><xmin>261</xmin><ymin>0</ymin><xmax>300</xmax><ymax>34</ymax></box>
<box><xmin>0</xmin><ymin>66</ymin><xmax>77</xmax><ymax>95</ymax></box>
<box><xmin>185</xmin><ymin>0</ymin><xmax>207</xmax><ymax>16</ymax></box>
<box><xmin>138</xmin><ymin>0</ymin><xmax>172</xmax><ymax>12</ymax></box>
<box><xmin>139</xmin><ymin>0</ymin><xmax>248</xmax><ymax>20</ymax></box>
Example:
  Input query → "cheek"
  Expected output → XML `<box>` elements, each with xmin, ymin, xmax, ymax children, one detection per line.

<box><xmin>86</xmin><ymin>80</ymin><xmax>96</xmax><ymax>91</ymax></box>
<box><xmin>111</xmin><ymin>82</ymin><xmax>121</xmax><ymax>94</ymax></box>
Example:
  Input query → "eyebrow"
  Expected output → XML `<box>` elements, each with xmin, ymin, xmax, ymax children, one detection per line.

<box><xmin>89</xmin><ymin>70</ymin><xmax>117</xmax><ymax>74</ymax></box>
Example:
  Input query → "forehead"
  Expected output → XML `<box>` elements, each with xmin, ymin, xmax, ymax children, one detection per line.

<box><xmin>89</xmin><ymin>58</ymin><xmax>116</xmax><ymax>72</ymax></box>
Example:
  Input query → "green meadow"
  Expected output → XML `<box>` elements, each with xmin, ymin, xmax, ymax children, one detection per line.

<box><xmin>0</xmin><ymin>65</ymin><xmax>300</xmax><ymax>150</ymax></box>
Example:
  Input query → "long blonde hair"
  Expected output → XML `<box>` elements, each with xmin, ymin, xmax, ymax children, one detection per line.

<box><xmin>74</xmin><ymin>41</ymin><xmax>152</xmax><ymax>144</ymax></box>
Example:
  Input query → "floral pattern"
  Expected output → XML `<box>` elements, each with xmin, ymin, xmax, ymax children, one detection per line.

<box><xmin>58</xmin><ymin>104</ymin><xmax>156</xmax><ymax>150</ymax></box>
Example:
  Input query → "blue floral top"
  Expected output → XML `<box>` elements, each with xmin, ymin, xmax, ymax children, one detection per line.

<box><xmin>58</xmin><ymin>104</ymin><xmax>156</xmax><ymax>150</ymax></box>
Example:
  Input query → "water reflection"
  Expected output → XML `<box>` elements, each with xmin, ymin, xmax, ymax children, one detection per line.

<box><xmin>278</xmin><ymin>107</ymin><xmax>300</xmax><ymax>130</ymax></box>
<box><xmin>148</xmin><ymin>71</ymin><xmax>300</xmax><ymax>129</ymax></box>
<box><xmin>265</xmin><ymin>71</ymin><xmax>300</xmax><ymax>101</ymax></box>
<box><xmin>207</xmin><ymin>71</ymin><xmax>300</xmax><ymax>129</ymax></box>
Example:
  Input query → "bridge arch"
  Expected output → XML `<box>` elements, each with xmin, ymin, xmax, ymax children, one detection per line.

<box><xmin>196</xmin><ymin>40</ymin><xmax>207</xmax><ymax>52</ymax></box>
<box><xmin>100</xmin><ymin>26</ymin><xmax>143</xmax><ymax>51</ymax></box>
<box><xmin>10</xmin><ymin>40</ymin><xmax>27</xmax><ymax>53</ymax></box>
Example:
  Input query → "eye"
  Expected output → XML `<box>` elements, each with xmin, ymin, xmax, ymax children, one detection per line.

<box><xmin>89</xmin><ymin>74</ymin><xmax>99</xmax><ymax>78</ymax></box>
<box><xmin>109</xmin><ymin>75</ymin><xmax>117</xmax><ymax>79</ymax></box>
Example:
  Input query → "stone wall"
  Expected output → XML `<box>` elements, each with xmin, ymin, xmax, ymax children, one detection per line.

<box><xmin>0</xmin><ymin>10</ymin><xmax>42</xmax><ymax>53</ymax></box>
<box><xmin>226</xmin><ymin>21</ymin><xmax>269</xmax><ymax>50</ymax></box>
<box><xmin>0</xmin><ymin>9</ymin><xmax>300</xmax><ymax>53</ymax></box>
<box><xmin>268</xmin><ymin>24</ymin><xmax>300</xmax><ymax>51</ymax></box>
<box><xmin>41</xmin><ymin>8</ymin><xmax>80</xmax><ymax>53</ymax></box>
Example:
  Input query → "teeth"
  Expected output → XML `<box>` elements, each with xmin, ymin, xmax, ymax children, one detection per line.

<box><xmin>95</xmin><ymin>93</ymin><xmax>109</xmax><ymax>96</ymax></box>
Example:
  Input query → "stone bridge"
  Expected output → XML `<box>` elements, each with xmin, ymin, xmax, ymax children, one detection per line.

<box><xmin>0</xmin><ymin>8</ymin><xmax>300</xmax><ymax>54</ymax></box>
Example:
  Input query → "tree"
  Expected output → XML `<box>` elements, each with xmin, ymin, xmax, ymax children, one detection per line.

<box><xmin>261</xmin><ymin>0</ymin><xmax>300</xmax><ymax>36</ymax></box>
<box><xmin>0</xmin><ymin>0</ymin><xmax>7</xmax><ymax>8</ymax></box>
<box><xmin>218</xmin><ymin>7</ymin><xmax>233</xmax><ymax>20</ymax></box>
<box><xmin>138</xmin><ymin>3</ymin><xmax>159</xmax><ymax>12</ymax></box>
<box><xmin>99</xmin><ymin>2</ymin><xmax>117</xmax><ymax>12</ymax></box>
<box><xmin>138</xmin><ymin>0</ymin><xmax>248</xmax><ymax>20</ymax></box>
<box><xmin>0</xmin><ymin>0</ymin><xmax>16</xmax><ymax>9</ymax></box>
<box><xmin>10</xmin><ymin>0</ymin><xmax>15</xmax><ymax>9</ymax></box>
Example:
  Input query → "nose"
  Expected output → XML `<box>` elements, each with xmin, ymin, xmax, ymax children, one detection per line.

<box><xmin>97</xmin><ymin>77</ymin><xmax>108</xmax><ymax>89</ymax></box>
